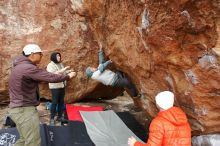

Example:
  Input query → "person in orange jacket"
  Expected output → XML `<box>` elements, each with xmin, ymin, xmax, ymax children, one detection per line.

<box><xmin>128</xmin><ymin>91</ymin><xmax>191</xmax><ymax>146</ymax></box>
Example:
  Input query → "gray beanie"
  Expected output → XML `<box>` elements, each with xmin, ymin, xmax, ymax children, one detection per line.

<box><xmin>85</xmin><ymin>67</ymin><xmax>93</xmax><ymax>77</ymax></box>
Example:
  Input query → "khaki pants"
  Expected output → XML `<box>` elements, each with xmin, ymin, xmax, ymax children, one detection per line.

<box><xmin>9</xmin><ymin>106</ymin><xmax>41</xmax><ymax>146</ymax></box>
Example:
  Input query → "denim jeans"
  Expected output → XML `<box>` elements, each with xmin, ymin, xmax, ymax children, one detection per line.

<box><xmin>50</xmin><ymin>88</ymin><xmax>65</xmax><ymax>119</ymax></box>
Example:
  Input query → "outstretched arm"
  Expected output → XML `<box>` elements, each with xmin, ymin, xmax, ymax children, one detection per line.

<box><xmin>55</xmin><ymin>66</ymin><xmax>70</xmax><ymax>74</ymax></box>
<box><xmin>98</xmin><ymin>47</ymin><xmax>105</xmax><ymax>64</ymax></box>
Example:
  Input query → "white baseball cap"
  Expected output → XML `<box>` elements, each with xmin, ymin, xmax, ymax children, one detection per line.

<box><xmin>23</xmin><ymin>44</ymin><xmax>42</xmax><ymax>55</ymax></box>
<box><xmin>155</xmin><ymin>91</ymin><xmax>174</xmax><ymax>110</ymax></box>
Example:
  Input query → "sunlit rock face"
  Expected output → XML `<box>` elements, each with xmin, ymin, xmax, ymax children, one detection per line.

<box><xmin>0</xmin><ymin>0</ymin><xmax>123</xmax><ymax>103</ymax></box>
<box><xmin>0</xmin><ymin>0</ymin><xmax>220</xmax><ymax>135</ymax></box>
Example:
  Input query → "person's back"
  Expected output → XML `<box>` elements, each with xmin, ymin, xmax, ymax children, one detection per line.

<box><xmin>128</xmin><ymin>91</ymin><xmax>191</xmax><ymax>146</ymax></box>
<box><xmin>91</xmin><ymin>68</ymin><xmax>116</xmax><ymax>85</ymax></box>
<box><xmin>149</xmin><ymin>107</ymin><xmax>191</xmax><ymax>146</ymax></box>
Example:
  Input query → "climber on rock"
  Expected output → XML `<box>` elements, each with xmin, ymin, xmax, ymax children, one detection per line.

<box><xmin>85</xmin><ymin>43</ymin><xmax>142</xmax><ymax>109</ymax></box>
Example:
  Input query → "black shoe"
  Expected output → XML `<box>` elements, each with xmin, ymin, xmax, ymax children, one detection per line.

<box><xmin>56</xmin><ymin>117</ymin><xmax>63</xmax><ymax>122</ymax></box>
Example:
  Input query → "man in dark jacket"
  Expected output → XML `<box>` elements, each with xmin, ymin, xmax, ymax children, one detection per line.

<box><xmin>8</xmin><ymin>44</ymin><xmax>76</xmax><ymax>146</ymax></box>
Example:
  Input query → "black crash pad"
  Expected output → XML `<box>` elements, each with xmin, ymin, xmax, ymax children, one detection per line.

<box><xmin>0</xmin><ymin>112</ymin><xmax>146</xmax><ymax>146</ymax></box>
<box><xmin>0</xmin><ymin>122</ymin><xmax>94</xmax><ymax>146</ymax></box>
<box><xmin>116</xmin><ymin>112</ymin><xmax>147</xmax><ymax>142</ymax></box>
<box><xmin>0</xmin><ymin>124</ymin><xmax>50</xmax><ymax>146</ymax></box>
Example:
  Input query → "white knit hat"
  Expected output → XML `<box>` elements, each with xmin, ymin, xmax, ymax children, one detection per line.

<box><xmin>23</xmin><ymin>44</ymin><xmax>42</xmax><ymax>55</ymax></box>
<box><xmin>155</xmin><ymin>91</ymin><xmax>174</xmax><ymax>110</ymax></box>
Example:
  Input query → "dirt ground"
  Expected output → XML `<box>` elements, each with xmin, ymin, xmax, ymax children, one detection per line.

<box><xmin>0</xmin><ymin>94</ymin><xmax>146</xmax><ymax>128</ymax></box>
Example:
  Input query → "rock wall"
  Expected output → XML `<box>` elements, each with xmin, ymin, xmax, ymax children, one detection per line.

<box><xmin>0</xmin><ymin>0</ymin><xmax>220</xmax><ymax>135</ymax></box>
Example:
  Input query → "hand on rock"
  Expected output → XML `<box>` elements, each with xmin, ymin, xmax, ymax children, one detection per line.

<box><xmin>99</xmin><ymin>42</ymin><xmax>103</xmax><ymax>51</ymax></box>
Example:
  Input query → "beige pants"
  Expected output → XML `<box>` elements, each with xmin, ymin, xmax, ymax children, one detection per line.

<box><xmin>9</xmin><ymin>106</ymin><xmax>41</xmax><ymax>146</ymax></box>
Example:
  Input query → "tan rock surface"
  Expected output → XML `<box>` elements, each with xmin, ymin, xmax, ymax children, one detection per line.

<box><xmin>0</xmin><ymin>0</ymin><xmax>220</xmax><ymax>135</ymax></box>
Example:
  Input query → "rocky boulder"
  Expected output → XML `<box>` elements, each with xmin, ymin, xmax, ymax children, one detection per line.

<box><xmin>0</xmin><ymin>0</ymin><xmax>220</xmax><ymax>135</ymax></box>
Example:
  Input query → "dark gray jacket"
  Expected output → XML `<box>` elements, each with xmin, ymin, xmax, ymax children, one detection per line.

<box><xmin>9</xmin><ymin>55</ymin><xmax>69</xmax><ymax>108</ymax></box>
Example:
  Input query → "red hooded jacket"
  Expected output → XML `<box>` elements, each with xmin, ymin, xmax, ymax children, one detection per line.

<box><xmin>135</xmin><ymin>107</ymin><xmax>191</xmax><ymax>146</ymax></box>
